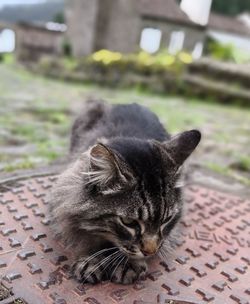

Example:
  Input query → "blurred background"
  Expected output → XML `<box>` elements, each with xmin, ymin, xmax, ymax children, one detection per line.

<box><xmin>0</xmin><ymin>0</ymin><xmax>249</xmax><ymax>194</ymax></box>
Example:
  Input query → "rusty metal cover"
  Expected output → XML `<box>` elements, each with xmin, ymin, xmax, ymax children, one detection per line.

<box><xmin>0</xmin><ymin>176</ymin><xmax>249</xmax><ymax>304</ymax></box>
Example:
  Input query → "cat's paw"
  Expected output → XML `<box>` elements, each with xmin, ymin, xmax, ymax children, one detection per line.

<box><xmin>72</xmin><ymin>256</ymin><xmax>105</xmax><ymax>284</ymax></box>
<box><xmin>111</xmin><ymin>259</ymin><xmax>147</xmax><ymax>284</ymax></box>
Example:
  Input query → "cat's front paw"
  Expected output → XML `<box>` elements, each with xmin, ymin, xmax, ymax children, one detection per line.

<box><xmin>72</xmin><ymin>256</ymin><xmax>105</xmax><ymax>284</ymax></box>
<box><xmin>111</xmin><ymin>259</ymin><xmax>147</xmax><ymax>285</ymax></box>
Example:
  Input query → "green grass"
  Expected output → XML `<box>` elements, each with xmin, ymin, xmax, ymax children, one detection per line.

<box><xmin>4</xmin><ymin>159</ymin><xmax>35</xmax><ymax>172</ymax></box>
<box><xmin>231</xmin><ymin>156</ymin><xmax>250</xmax><ymax>172</ymax></box>
<box><xmin>36</xmin><ymin>141</ymin><xmax>64</xmax><ymax>162</ymax></box>
<box><xmin>11</xmin><ymin>124</ymin><xmax>37</xmax><ymax>138</ymax></box>
<box><xmin>206</xmin><ymin>163</ymin><xmax>229</xmax><ymax>175</ymax></box>
<box><xmin>0</xmin><ymin>63</ymin><xmax>249</xmax><ymax>187</ymax></box>
<box><xmin>206</xmin><ymin>162</ymin><xmax>250</xmax><ymax>186</ymax></box>
<box><xmin>0</xmin><ymin>53</ymin><xmax>15</xmax><ymax>65</ymax></box>
<box><xmin>27</xmin><ymin>107</ymin><xmax>69</xmax><ymax>123</ymax></box>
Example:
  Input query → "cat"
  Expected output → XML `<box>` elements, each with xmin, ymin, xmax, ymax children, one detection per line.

<box><xmin>48</xmin><ymin>99</ymin><xmax>201</xmax><ymax>284</ymax></box>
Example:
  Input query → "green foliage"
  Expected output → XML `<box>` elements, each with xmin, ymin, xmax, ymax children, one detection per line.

<box><xmin>206</xmin><ymin>40</ymin><xmax>250</xmax><ymax>63</ymax></box>
<box><xmin>53</xmin><ymin>12</ymin><xmax>65</xmax><ymax>24</ymax></box>
<box><xmin>207</xmin><ymin>41</ymin><xmax>235</xmax><ymax>62</ymax></box>
<box><xmin>38</xmin><ymin>56</ymin><xmax>64</xmax><ymax>74</ymax></box>
<box><xmin>231</xmin><ymin>156</ymin><xmax>250</xmax><ymax>172</ymax></box>
<box><xmin>86</xmin><ymin>49</ymin><xmax>193</xmax><ymax>76</ymax></box>
<box><xmin>0</xmin><ymin>53</ymin><xmax>15</xmax><ymax>65</ymax></box>
<box><xmin>212</xmin><ymin>0</ymin><xmax>250</xmax><ymax>16</ymax></box>
<box><xmin>62</xmin><ymin>39</ymin><xmax>72</xmax><ymax>57</ymax></box>
<box><xmin>36</xmin><ymin>142</ymin><xmax>61</xmax><ymax>161</ymax></box>
<box><xmin>4</xmin><ymin>159</ymin><xmax>35</xmax><ymax>172</ymax></box>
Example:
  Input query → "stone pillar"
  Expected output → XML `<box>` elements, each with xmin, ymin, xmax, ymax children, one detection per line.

<box><xmin>65</xmin><ymin>0</ymin><xmax>99</xmax><ymax>57</ymax></box>
<box><xmin>65</xmin><ymin>0</ymin><xmax>141</xmax><ymax>57</ymax></box>
<box><xmin>101</xmin><ymin>0</ymin><xmax>140</xmax><ymax>53</ymax></box>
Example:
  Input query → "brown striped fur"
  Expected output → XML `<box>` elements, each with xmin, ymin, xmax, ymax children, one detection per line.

<box><xmin>48</xmin><ymin>100</ymin><xmax>201</xmax><ymax>284</ymax></box>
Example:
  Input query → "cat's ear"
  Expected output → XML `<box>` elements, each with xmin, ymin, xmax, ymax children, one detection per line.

<box><xmin>162</xmin><ymin>130</ymin><xmax>201</xmax><ymax>168</ymax></box>
<box><xmin>85</xmin><ymin>143</ymin><xmax>133</xmax><ymax>193</ymax></box>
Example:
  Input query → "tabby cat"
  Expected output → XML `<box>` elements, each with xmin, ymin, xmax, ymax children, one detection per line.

<box><xmin>49</xmin><ymin>100</ymin><xmax>201</xmax><ymax>284</ymax></box>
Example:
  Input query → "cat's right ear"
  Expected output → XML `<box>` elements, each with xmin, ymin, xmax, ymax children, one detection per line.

<box><xmin>162</xmin><ymin>130</ymin><xmax>201</xmax><ymax>169</ymax></box>
<box><xmin>84</xmin><ymin>143</ymin><xmax>134</xmax><ymax>194</ymax></box>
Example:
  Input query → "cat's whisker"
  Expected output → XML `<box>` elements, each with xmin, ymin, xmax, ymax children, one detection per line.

<box><xmin>77</xmin><ymin>247</ymin><xmax>118</xmax><ymax>272</ymax></box>
<box><xmin>158</xmin><ymin>241</ymin><xmax>175</xmax><ymax>262</ymax></box>
<box><xmin>103</xmin><ymin>251</ymin><xmax>123</xmax><ymax>276</ymax></box>
<box><xmin>158</xmin><ymin>248</ymin><xmax>167</xmax><ymax>261</ymax></box>
<box><xmin>110</xmin><ymin>251</ymin><xmax>123</xmax><ymax>268</ymax></box>
<box><xmin>101</xmin><ymin>251</ymin><xmax>123</xmax><ymax>281</ymax></box>
<box><xmin>157</xmin><ymin>250</ymin><xmax>164</xmax><ymax>261</ymax></box>
<box><xmin>110</xmin><ymin>254</ymin><xmax>126</xmax><ymax>282</ymax></box>
<box><xmin>163</xmin><ymin>241</ymin><xmax>175</xmax><ymax>255</ymax></box>
<box><xmin>82</xmin><ymin>251</ymin><xmax>120</xmax><ymax>284</ymax></box>
<box><xmin>123</xmin><ymin>257</ymin><xmax>129</xmax><ymax>274</ymax></box>
<box><xmin>80</xmin><ymin>247</ymin><xmax>118</xmax><ymax>266</ymax></box>
<box><xmin>158</xmin><ymin>243</ymin><xmax>170</xmax><ymax>260</ymax></box>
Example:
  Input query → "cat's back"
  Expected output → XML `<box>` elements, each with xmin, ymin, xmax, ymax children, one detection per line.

<box><xmin>70</xmin><ymin>100</ymin><xmax>169</xmax><ymax>154</ymax></box>
<box><xmin>109</xmin><ymin>103</ymin><xmax>169</xmax><ymax>141</ymax></box>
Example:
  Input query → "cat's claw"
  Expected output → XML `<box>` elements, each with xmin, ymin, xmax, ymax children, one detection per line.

<box><xmin>111</xmin><ymin>260</ymin><xmax>147</xmax><ymax>284</ymax></box>
<box><xmin>72</xmin><ymin>256</ymin><xmax>147</xmax><ymax>285</ymax></box>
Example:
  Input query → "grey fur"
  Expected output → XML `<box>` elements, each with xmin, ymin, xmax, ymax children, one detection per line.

<box><xmin>49</xmin><ymin>99</ymin><xmax>201</xmax><ymax>284</ymax></box>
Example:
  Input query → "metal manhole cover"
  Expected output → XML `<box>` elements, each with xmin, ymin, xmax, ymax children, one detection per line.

<box><xmin>0</xmin><ymin>176</ymin><xmax>249</xmax><ymax>304</ymax></box>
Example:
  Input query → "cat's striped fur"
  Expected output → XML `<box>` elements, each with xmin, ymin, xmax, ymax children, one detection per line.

<box><xmin>49</xmin><ymin>100</ymin><xmax>201</xmax><ymax>284</ymax></box>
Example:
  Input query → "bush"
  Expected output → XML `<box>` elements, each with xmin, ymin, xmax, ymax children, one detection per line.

<box><xmin>85</xmin><ymin>49</ymin><xmax>193</xmax><ymax>76</ymax></box>
<box><xmin>62</xmin><ymin>39</ymin><xmax>72</xmax><ymax>57</ymax></box>
<box><xmin>53</xmin><ymin>12</ymin><xmax>65</xmax><ymax>24</ymax></box>
<box><xmin>206</xmin><ymin>40</ymin><xmax>235</xmax><ymax>62</ymax></box>
<box><xmin>38</xmin><ymin>56</ymin><xmax>64</xmax><ymax>74</ymax></box>
<box><xmin>0</xmin><ymin>53</ymin><xmax>15</xmax><ymax>65</ymax></box>
<box><xmin>36</xmin><ymin>50</ymin><xmax>193</xmax><ymax>92</ymax></box>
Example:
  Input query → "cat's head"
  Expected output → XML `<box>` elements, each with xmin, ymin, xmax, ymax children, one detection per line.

<box><xmin>73</xmin><ymin>130</ymin><xmax>201</xmax><ymax>259</ymax></box>
<box><xmin>51</xmin><ymin>130</ymin><xmax>201</xmax><ymax>258</ymax></box>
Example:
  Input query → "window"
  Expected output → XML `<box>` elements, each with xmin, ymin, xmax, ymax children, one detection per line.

<box><xmin>0</xmin><ymin>29</ymin><xmax>15</xmax><ymax>53</ymax></box>
<box><xmin>168</xmin><ymin>31</ymin><xmax>185</xmax><ymax>54</ymax></box>
<box><xmin>192</xmin><ymin>41</ymin><xmax>204</xmax><ymax>60</ymax></box>
<box><xmin>140</xmin><ymin>28</ymin><xmax>162</xmax><ymax>54</ymax></box>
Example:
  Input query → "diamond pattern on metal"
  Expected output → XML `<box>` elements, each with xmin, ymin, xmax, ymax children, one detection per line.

<box><xmin>0</xmin><ymin>177</ymin><xmax>249</xmax><ymax>304</ymax></box>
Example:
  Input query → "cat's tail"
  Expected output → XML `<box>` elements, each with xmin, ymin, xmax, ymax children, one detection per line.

<box><xmin>70</xmin><ymin>99</ymin><xmax>109</xmax><ymax>154</ymax></box>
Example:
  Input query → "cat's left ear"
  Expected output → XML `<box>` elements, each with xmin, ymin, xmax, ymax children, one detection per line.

<box><xmin>86</xmin><ymin>143</ymin><xmax>134</xmax><ymax>194</ymax></box>
<box><xmin>162</xmin><ymin>130</ymin><xmax>201</xmax><ymax>168</ymax></box>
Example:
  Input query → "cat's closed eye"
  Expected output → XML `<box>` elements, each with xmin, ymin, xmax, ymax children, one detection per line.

<box><xmin>119</xmin><ymin>217</ymin><xmax>142</xmax><ymax>236</ymax></box>
<box><xmin>120</xmin><ymin>217</ymin><xmax>139</xmax><ymax>228</ymax></box>
<box><xmin>161</xmin><ymin>214</ymin><xmax>174</xmax><ymax>230</ymax></box>
<box><xmin>164</xmin><ymin>214</ymin><xmax>174</xmax><ymax>223</ymax></box>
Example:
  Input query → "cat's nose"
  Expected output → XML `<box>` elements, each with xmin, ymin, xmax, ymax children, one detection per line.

<box><xmin>141</xmin><ymin>248</ymin><xmax>156</xmax><ymax>256</ymax></box>
<box><xmin>141</xmin><ymin>238</ymin><xmax>158</xmax><ymax>256</ymax></box>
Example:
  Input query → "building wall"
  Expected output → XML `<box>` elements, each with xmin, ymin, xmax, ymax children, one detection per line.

<box><xmin>140</xmin><ymin>18</ymin><xmax>205</xmax><ymax>52</ymax></box>
<box><xmin>15</xmin><ymin>24</ymin><xmax>63</xmax><ymax>61</ymax></box>
<box><xmin>100</xmin><ymin>0</ymin><xmax>140</xmax><ymax>53</ymax></box>
<box><xmin>66</xmin><ymin>0</ymin><xmax>205</xmax><ymax>56</ymax></box>
<box><xmin>66</xmin><ymin>0</ymin><xmax>141</xmax><ymax>56</ymax></box>
<box><xmin>94</xmin><ymin>0</ymin><xmax>114</xmax><ymax>51</ymax></box>
<box><xmin>66</xmin><ymin>0</ymin><xmax>99</xmax><ymax>57</ymax></box>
